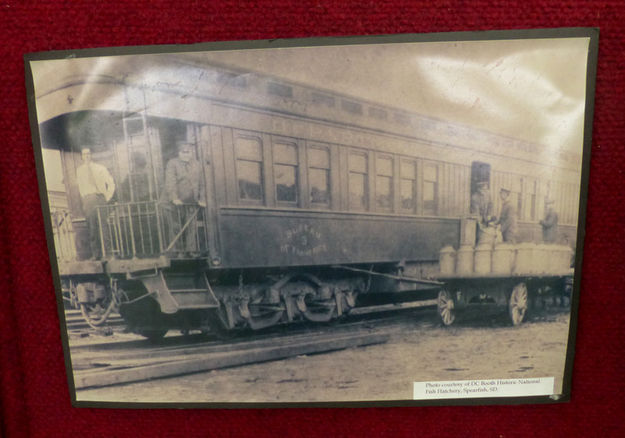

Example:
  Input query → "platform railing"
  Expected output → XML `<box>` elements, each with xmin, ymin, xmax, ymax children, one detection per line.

<box><xmin>96</xmin><ymin>201</ymin><xmax>208</xmax><ymax>259</ymax></box>
<box><xmin>50</xmin><ymin>208</ymin><xmax>77</xmax><ymax>261</ymax></box>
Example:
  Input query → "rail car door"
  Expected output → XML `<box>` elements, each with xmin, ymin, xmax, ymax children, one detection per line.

<box><xmin>471</xmin><ymin>161</ymin><xmax>491</xmax><ymax>194</ymax></box>
<box><xmin>153</xmin><ymin>122</ymin><xmax>212</xmax><ymax>259</ymax></box>
<box><xmin>116</xmin><ymin>113</ymin><xmax>159</xmax><ymax>203</ymax></box>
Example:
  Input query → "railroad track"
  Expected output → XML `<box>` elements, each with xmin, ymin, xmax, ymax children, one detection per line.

<box><xmin>64</xmin><ymin>309</ymin><xmax>125</xmax><ymax>333</ymax></box>
<box><xmin>71</xmin><ymin>300</ymin><xmax>436</xmax><ymax>390</ymax></box>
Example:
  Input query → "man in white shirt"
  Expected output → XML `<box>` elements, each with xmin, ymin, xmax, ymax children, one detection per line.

<box><xmin>76</xmin><ymin>148</ymin><xmax>116</xmax><ymax>259</ymax></box>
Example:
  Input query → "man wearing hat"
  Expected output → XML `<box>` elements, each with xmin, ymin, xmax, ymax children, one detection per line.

<box><xmin>163</xmin><ymin>142</ymin><xmax>206</xmax><ymax>255</ymax></box>
<box><xmin>470</xmin><ymin>180</ymin><xmax>495</xmax><ymax>244</ymax></box>
<box><xmin>495</xmin><ymin>186</ymin><xmax>518</xmax><ymax>243</ymax></box>
<box><xmin>470</xmin><ymin>181</ymin><xmax>494</xmax><ymax>227</ymax></box>
<box><xmin>540</xmin><ymin>198</ymin><xmax>559</xmax><ymax>243</ymax></box>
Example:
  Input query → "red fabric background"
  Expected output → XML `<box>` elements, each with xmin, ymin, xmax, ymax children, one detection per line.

<box><xmin>1</xmin><ymin>1</ymin><xmax>623</xmax><ymax>437</ymax></box>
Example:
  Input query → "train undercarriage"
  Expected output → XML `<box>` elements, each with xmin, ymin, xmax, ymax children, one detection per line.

<box><xmin>66</xmin><ymin>262</ymin><xmax>431</xmax><ymax>340</ymax></box>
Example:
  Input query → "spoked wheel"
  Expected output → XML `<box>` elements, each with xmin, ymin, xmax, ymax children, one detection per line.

<box><xmin>437</xmin><ymin>289</ymin><xmax>456</xmax><ymax>326</ymax></box>
<box><xmin>509</xmin><ymin>282</ymin><xmax>529</xmax><ymax>326</ymax></box>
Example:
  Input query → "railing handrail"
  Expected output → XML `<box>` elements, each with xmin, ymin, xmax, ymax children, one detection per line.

<box><xmin>94</xmin><ymin>200</ymin><xmax>208</xmax><ymax>260</ymax></box>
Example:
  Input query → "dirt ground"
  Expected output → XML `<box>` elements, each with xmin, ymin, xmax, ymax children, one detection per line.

<box><xmin>77</xmin><ymin>309</ymin><xmax>571</xmax><ymax>404</ymax></box>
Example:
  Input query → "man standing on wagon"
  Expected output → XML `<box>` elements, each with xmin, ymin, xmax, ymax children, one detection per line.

<box><xmin>76</xmin><ymin>147</ymin><xmax>116</xmax><ymax>259</ymax></box>
<box><xmin>540</xmin><ymin>198</ymin><xmax>559</xmax><ymax>243</ymax></box>
<box><xmin>164</xmin><ymin>141</ymin><xmax>206</xmax><ymax>256</ymax></box>
<box><xmin>470</xmin><ymin>180</ymin><xmax>495</xmax><ymax>243</ymax></box>
<box><xmin>495</xmin><ymin>186</ymin><xmax>518</xmax><ymax>244</ymax></box>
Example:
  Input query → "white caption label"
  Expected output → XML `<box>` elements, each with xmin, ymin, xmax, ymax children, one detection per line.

<box><xmin>413</xmin><ymin>377</ymin><xmax>555</xmax><ymax>400</ymax></box>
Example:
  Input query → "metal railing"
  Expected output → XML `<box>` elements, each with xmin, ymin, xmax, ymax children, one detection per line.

<box><xmin>50</xmin><ymin>208</ymin><xmax>77</xmax><ymax>261</ymax></box>
<box><xmin>96</xmin><ymin>201</ymin><xmax>208</xmax><ymax>259</ymax></box>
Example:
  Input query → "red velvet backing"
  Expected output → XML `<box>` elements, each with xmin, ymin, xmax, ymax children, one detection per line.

<box><xmin>1</xmin><ymin>1</ymin><xmax>624</xmax><ymax>437</ymax></box>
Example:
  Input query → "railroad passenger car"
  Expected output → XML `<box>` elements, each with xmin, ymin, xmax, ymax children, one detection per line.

<box><xmin>33</xmin><ymin>54</ymin><xmax>582</xmax><ymax>338</ymax></box>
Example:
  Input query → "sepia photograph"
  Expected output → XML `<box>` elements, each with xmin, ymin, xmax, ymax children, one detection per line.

<box><xmin>25</xmin><ymin>29</ymin><xmax>596</xmax><ymax>406</ymax></box>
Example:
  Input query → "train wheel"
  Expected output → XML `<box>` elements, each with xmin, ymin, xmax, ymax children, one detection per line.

<box><xmin>240</xmin><ymin>300</ymin><xmax>284</xmax><ymax>330</ymax></box>
<box><xmin>137</xmin><ymin>327</ymin><xmax>168</xmax><ymax>341</ymax></box>
<box><xmin>509</xmin><ymin>282</ymin><xmax>528</xmax><ymax>326</ymax></box>
<box><xmin>296</xmin><ymin>283</ymin><xmax>336</xmax><ymax>323</ymax></box>
<box><xmin>118</xmin><ymin>287</ymin><xmax>168</xmax><ymax>340</ymax></box>
<box><xmin>437</xmin><ymin>289</ymin><xmax>456</xmax><ymax>326</ymax></box>
<box><xmin>205</xmin><ymin>308</ymin><xmax>233</xmax><ymax>339</ymax></box>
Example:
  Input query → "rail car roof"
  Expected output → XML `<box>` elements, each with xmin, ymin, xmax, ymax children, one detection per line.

<box><xmin>31</xmin><ymin>54</ymin><xmax>581</xmax><ymax>171</ymax></box>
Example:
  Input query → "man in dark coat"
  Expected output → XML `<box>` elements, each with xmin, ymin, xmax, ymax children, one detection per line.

<box><xmin>471</xmin><ymin>181</ymin><xmax>496</xmax><ymax>244</ymax></box>
<box><xmin>163</xmin><ymin>142</ymin><xmax>206</xmax><ymax>255</ymax></box>
<box><xmin>496</xmin><ymin>187</ymin><xmax>518</xmax><ymax>243</ymax></box>
<box><xmin>470</xmin><ymin>181</ymin><xmax>494</xmax><ymax>226</ymax></box>
<box><xmin>540</xmin><ymin>198</ymin><xmax>559</xmax><ymax>243</ymax></box>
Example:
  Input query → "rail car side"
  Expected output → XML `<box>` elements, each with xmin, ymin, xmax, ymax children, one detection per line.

<box><xmin>36</xmin><ymin>58</ymin><xmax>581</xmax><ymax>338</ymax></box>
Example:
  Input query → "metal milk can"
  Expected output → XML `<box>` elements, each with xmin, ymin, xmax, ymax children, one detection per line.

<box><xmin>492</xmin><ymin>243</ymin><xmax>515</xmax><ymax>275</ymax></box>
<box><xmin>439</xmin><ymin>245</ymin><xmax>456</xmax><ymax>276</ymax></box>
<box><xmin>456</xmin><ymin>245</ymin><xmax>474</xmax><ymax>275</ymax></box>
<box><xmin>474</xmin><ymin>243</ymin><xmax>492</xmax><ymax>275</ymax></box>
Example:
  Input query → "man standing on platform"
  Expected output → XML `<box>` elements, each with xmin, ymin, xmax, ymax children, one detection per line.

<box><xmin>164</xmin><ymin>142</ymin><xmax>206</xmax><ymax>255</ymax></box>
<box><xmin>76</xmin><ymin>147</ymin><xmax>116</xmax><ymax>259</ymax></box>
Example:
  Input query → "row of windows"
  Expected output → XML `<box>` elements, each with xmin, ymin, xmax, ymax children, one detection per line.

<box><xmin>231</xmin><ymin>133</ymin><xmax>578</xmax><ymax>223</ymax></box>
<box><xmin>236</xmin><ymin>136</ymin><xmax>333</xmax><ymax>207</ymax></box>
<box><xmin>489</xmin><ymin>173</ymin><xmax>578</xmax><ymax>225</ymax></box>
<box><xmin>217</xmin><ymin>71</ymin><xmax>414</xmax><ymax>128</ymax></box>
<box><xmin>233</xmin><ymin>134</ymin><xmax>439</xmax><ymax>215</ymax></box>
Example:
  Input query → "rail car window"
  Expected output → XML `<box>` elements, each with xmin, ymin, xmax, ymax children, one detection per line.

<box><xmin>376</xmin><ymin>156</ymin><xmax>393</xmax><ymax>210</ymax></box>
<box><xmin>235</xmin><ymin>137</ymin><xmax>263</xmax><ymax>202</ymax></box>
<box><xmin>217</xmin><ymin>72</ymin><xmax>248</xmax><ymax>88</ymax></box>
<box><xmin>349</xmin><ymin>152</ymin><xmax>368</xmax><ymax>211</ymax></box>
<box><xmin>369</xmin><ymin>107</ymin><xmax>388</xmax><ymax>120</ymax></box>
<box><xmin>342</xmin><ymin>100</ymin><xmax>363</xmax><ymax>115</ymax></box>
<box><xmin>423</xmin><ymin>163</ymin><xmax>438</xmax><ymax>215</ymax></box>
<box><xmin>512</xmin><ymin>178</ymin><xmax>523</xmax><ymax>220</ymax></box>
<box><xmin>394</xmin><ymin>112</ymin><xmax>410</xmax><ymax>125</ymax></box>
<box><xmin>308</xmin><ymin>146</ymin><xmax>330</xmax><ymax>206</ymax></box>
<box><xmin>268</xmin><ymin>82</ymin><xmax>293</xmax><ymax>98</ymax></box>
<box><xmin>273</xmin><ymin>142</ymin><xmax>298</xmax><ymax>203</ymax></box>
<box><xmin>400</xmin><ymin>160</ymin><xmax>416</xmax><ymax>212</ymax></box>
<box><xmin>524</xmin><ymin>180</ymin><xmax>537</xmax><ymax>221</ymax></box>
<box><xmin>311</xmin><ymin>92</ymin><xmax>335</xmax><ymax>108</ymax></box>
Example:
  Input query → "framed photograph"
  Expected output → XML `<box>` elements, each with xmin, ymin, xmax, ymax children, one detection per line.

<box><xmin>25</xmin><ymin>28</ymin><xmax>597</xmax><ymax>407</ymax></box>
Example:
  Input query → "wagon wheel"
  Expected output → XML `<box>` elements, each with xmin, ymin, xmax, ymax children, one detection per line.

<box><xmin>437</xmin><ymin>289</ymin><xmax>456</xmax><ymax>326</ymax></box>
<box><xmin>509</xmin><ymin>282</ymin><xmax>529</xmax><ymax>326</ymax></box>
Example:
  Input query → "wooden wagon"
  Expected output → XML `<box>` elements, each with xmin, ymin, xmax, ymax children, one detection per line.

<box><xmin>436</xmin><ymin>270</ymin><xmax>574</xmax><ymax>326</ymax></box>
